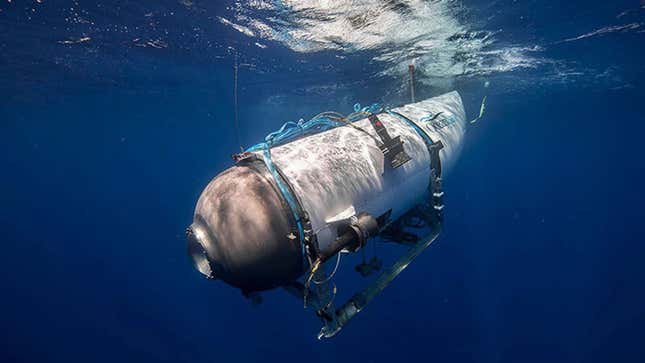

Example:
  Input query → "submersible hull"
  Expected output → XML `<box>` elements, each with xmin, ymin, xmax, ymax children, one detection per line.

<box><xmin>188</xmin><ymin>91</ymin><xmax>466</xmax><ymax>292</ymax></box>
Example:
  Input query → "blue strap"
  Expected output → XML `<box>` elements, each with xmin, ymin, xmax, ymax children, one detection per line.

<box><xmin>387</xmin><ymin>110</ymin><xmax>435</xmax><ymax>147</ymax></box>
<box><xmin>258</xmin><ymin>146</ymin><xmax>308</xmax><ymax>268</ymax></box>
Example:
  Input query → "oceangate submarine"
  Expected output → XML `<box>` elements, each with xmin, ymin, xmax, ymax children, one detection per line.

<box><xmin>186</xmin><ymin>85</ymin><xmax>472</xmax><ymax>338</ymax></box>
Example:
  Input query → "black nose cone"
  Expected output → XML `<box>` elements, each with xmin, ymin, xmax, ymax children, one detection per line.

<box><xmin>187</xmin><ymin>161</ymin><xmax>304</xmax><ymax>291</ymax></box>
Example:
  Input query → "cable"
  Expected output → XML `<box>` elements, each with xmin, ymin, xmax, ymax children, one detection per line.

<box><xmin>320</xmin><ymin>283</ymin><xmax>338</xmax><ymax>312</ymax></box>
<box><xmin>233</xmin><ymin>52</ymin><xmax>243</xmax><ymax>152</ymax></box>
<box><xmin>312</xmin><ymin>253</ymin><xmax>343</xmax><ymax>285</ymax></box>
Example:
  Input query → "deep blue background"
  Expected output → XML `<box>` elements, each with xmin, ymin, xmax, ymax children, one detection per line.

<box><xmin>1</xmin><ymin>1</ymin><xmax>644</xmax><ymax>362</ymax></box>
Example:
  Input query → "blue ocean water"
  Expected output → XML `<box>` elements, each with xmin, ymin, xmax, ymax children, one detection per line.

<box><xmin>1</xmin><ymin>1</ymin><xmax>644</xmax><ymax>362</ymax></box>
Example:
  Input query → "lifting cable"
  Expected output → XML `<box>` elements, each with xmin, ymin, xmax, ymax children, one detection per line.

<box><xmin>312</xmin><ymin>252</ymin><xmax>343</xmax><ymax>285</ymax></box>
<box><xmin>233</xmin><ymin>51</ymin><xmax>244</xmax><ymax>152</ymax></box>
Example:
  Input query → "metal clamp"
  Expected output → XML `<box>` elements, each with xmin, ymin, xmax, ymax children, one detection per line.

<box><xmin>368</xmin><ymin>114</ymin><xmax>412</xmax><ymax>169</ymax></box>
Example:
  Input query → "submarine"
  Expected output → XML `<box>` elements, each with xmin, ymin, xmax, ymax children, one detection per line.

<box><xmin>187</xmin><ymin>91</ymin><xmax>466</xmax><ymax>338</ymax></box>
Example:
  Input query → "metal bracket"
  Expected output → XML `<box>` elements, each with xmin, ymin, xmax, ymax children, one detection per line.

<box><xmin>316</xmin><ymin>221</ymin><xmax>442</xmax><ymax>339</ymax></box>
<box><xmin>368</xmin><ymin>114</ymin><xmax>412</xmax><ymax>169</ymax></box>
<box><xmin>232</xmin><ymin>151</ymin><xmax>256</xmax><ymax>163</ymax></box>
